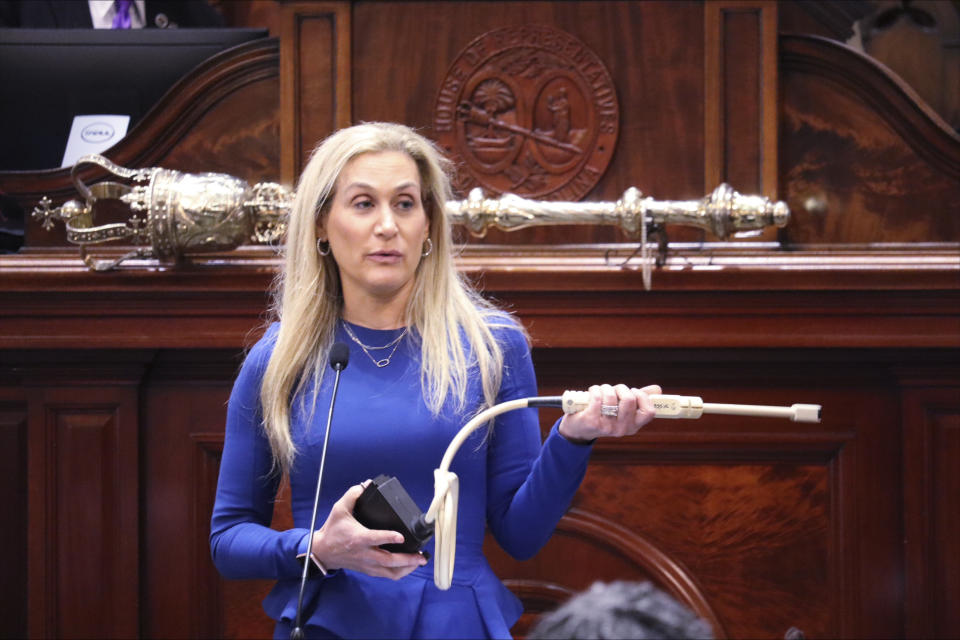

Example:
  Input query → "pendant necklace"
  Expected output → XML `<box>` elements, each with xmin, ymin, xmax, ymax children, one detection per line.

<box><xmin>342</xmin><ymin>322</ymin><xmax>408</xmax><ymax>368</ymax></box>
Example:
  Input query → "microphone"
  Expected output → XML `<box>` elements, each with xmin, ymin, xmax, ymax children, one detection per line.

<box><xmin>291</xmin><ymin>342</ymin><xmax>350</xmax><ymax>640</ymax></box>
<box><xmin>328</xmin><ymin>342</ymin><xmax>350</xmax><ymax>371</ymax></box>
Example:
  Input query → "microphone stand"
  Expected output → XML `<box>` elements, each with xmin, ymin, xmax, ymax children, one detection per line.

<box><xmin>291</xmin><ymin>344</ymin><xmax>349</xmax><ymax>640</ymax></box>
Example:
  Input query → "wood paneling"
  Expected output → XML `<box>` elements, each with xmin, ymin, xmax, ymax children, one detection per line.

<box><xmin>902</xmin><ymin>382</ymin><xmax>960</xmax><ymax>639</ymax></box>
<box><xmin>140</xmin><ymin>351</ymin><xmax>290</xmax><ymax>640</ymax></box>
<box><xmin>3</xmin><ymin>290</ymin><xmax>954</xmax><ymax>639</ymax></box>
<box><xmin>704</xmin><ymin>1</ymin><xmax>779</xmax><ymax>209</ymax></box>
<box><xmin>279</xmin><ymin>2</ymin><xmax>351</xmax><ymax>183</ymax></box>
<box><xmin>529</xmin><ymin>347</ymin><xmax>906</xmax><ymax>639</ymax></box>
<box><xmin>16</xmin><ymin>360</ymin><xmax>145</xmax><ymax>639</ymax></box>
<box><xmin>0</xmin><ymin>393</ymin><xmax>28</xmax><ymax>639</ymax></box>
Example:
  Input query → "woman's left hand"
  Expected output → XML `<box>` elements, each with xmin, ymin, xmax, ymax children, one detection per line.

<box><xmin>558</xmin><ymin>383</ymin><xmax>662</xmax><ymax>443</ymax></box>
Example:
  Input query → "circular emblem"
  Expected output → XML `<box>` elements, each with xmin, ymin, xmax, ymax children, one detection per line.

<box><xmin>434</xmin><ymin>25</ymin><xmax>619</xmax><ymax>200</ymax></box>
<box><xmin>80</xmin><ymin>122</ymin><xmax>116</xmax><ymax>144</ymax></box>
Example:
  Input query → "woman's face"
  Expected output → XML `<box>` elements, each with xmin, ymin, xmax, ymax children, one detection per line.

<box><xmin>319</xmin><ymin>150</ymin><xmax>430</xmax><ymax>308</ymax></box>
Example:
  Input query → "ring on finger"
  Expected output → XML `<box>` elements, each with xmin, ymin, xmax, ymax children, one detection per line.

<box><xmin>600</xmin><ymin>404</ymin><xmax>619</xmax><ymax>417</ymax></box>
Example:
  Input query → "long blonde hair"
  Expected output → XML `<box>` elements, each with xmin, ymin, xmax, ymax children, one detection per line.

<box><xmin>261</xmin><ymin>122</ymin><xmax>514</xmax><ymax>473</ymax></box>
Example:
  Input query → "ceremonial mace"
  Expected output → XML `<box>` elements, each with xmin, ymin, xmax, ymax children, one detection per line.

<box><xmin>33</xmin><ymin>155</ymin><xmax>789</xmax><ymax>286</ymax></box>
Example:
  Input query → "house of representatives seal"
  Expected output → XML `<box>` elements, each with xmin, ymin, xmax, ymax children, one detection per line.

<box><xmin>434</xmin><ymin>25</ymin><xmax>619</xmax><ymax>200</ymax></box>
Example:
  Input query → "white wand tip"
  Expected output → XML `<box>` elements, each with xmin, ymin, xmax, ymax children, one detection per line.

<box><xmin>791</xmin><ymin>404</ymin><xmax>822</xmax><ymax>423</ymax></box>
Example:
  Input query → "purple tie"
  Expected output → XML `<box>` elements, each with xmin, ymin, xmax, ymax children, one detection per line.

<box><xmin>112</xmin><ymin>0</ymin><xmax>132</xmax><ymax>29</ymax></box>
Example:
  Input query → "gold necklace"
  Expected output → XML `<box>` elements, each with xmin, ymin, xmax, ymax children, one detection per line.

<box><xmin>342</xmin><ymin>322</ymin><xmax>408</xmax><ymax>368</ymax></box>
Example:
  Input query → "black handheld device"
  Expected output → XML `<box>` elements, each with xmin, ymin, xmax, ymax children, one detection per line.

<box><xmin>353</xmin><ymin>475</ymin><xmax>434</xmax><ymax>555</ymax></box>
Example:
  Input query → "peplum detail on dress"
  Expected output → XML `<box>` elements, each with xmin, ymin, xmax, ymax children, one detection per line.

<box><xmin>264</xmin><ymin>551</ymin><xmax>522</xmax><ymax>639</ymax></box>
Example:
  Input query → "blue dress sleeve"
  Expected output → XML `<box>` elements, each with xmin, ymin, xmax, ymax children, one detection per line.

<box><xmin>485</xmin><ymin>322</ymin><xmax>594</xmax><ymax>560</ymax></box>
<box><xmin>209</xmin><ymin>325</ymin><xmax>314</xmax><ymax>580</ymax></box>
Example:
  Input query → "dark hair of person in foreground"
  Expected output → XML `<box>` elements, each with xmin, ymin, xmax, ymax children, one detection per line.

<box><xmin>527</xmin><ymin>580</ymin><xmax>714</xmax><ymax>640</ymax></box>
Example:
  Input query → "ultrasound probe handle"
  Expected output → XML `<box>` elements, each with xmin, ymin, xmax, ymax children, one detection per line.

<box><xmin>429</xmin><ymin>390</ymin><xmax>822</xmax><ymax>590</ymax></box>
<box><xmin>560</xmin><ymin>391</ymin><xmax>821</xmax><ymax>423</ymax></box>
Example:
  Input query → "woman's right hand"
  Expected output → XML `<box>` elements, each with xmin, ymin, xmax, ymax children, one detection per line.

<box><xmin>309</xmin><ymin>483</ymin><xmax>427</xmax><ymax>580</ymax></box>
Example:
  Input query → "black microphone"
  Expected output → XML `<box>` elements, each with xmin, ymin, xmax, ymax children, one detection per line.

<box><xmin>291</xmin><ymin>342</ymin><xmax>350</xmax><ymax>640</ymax></box>
<box><xmin>328</xmin><ymin>342</ymin><xmax>350</xmax><ymax>372</ymax></box>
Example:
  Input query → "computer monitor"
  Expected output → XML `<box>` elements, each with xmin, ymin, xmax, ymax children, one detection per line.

<box><xmin>0</xmin><ymin>27</ymin><xmax>269</xmax><ymax>171</ymax></box>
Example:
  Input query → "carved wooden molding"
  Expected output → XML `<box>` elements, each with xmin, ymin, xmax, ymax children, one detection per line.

<box><xmin>560</xmin><ymin>508</ymin><xmax>727</xmax><ymax>637</ymax></box>
<box><xmin>3</xmin><ymin>242</ymin><xmax>958</xmax><ymax>286</ymax></box>
<box><xmin>114</xmin><ymin>39</ymin><xmax>279</xmax><ymax>170</ymax></box>
<box><xmin>1</xmin><ymin>244</ymin><xmax>957</xmax><ymax>349</ymax></box>
<box><xmin>780</xmin><ymin>34</ymin><xmax>960</xmax><ymax>181</ymax></box>
<box><xmin>434</xmin><ymin>25</ymin><xmax>619</xmax><ymax>200</ymax></box>
<box><xmin>782</xmin><ymin>0</ymin><xmax>873</xmax><ymax>41</ymax></box>
<box><xmin>490</xmin><ymin>506</ymin><xmax>727</xmax><ymax>637</ymax></box>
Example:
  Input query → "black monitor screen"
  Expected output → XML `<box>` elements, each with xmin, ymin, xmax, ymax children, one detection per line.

<box><xmin>0</xmin><ymin>27</ymin><xmax>269</xmax><ymax>171</ymax></box>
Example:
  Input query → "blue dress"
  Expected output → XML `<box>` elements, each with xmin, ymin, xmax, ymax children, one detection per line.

<box><xmin>210</xmin><ymin>318</ymin><xmax>593</xmax><ymax>639</ymax></box>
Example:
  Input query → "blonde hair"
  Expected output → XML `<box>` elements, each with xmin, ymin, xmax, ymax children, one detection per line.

<box><xmin>261</xmin><ymin>122</ymin><xmax>515</xmax><ymax>473</ymax></box>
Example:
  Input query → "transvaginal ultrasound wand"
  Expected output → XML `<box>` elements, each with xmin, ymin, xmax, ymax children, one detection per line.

<box><xmin>420</xmin><ymin>391</ymin><xmax>822</xmax><ymax>590</ymax></box>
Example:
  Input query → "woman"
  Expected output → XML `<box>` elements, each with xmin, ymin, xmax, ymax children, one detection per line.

<box><xmin>210</xmin><ymin>122</ymin><xmax>661</xmax><ymax>639</ymax></box>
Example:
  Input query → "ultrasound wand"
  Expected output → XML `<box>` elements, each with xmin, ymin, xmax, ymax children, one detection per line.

<box><xmin>420</xmin><ymin>391</ymin><xmax>822</xmax><ymax>590</ymax></box>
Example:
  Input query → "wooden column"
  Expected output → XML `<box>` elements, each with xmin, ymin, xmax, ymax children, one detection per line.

<box><xmin>279</xmin><ymin>1</ymin><xmax>352</xmax><ymax>185</ymax></box>
<box><xmin>704</xmin><ymin>0</ymin><xmax>778</xmax><ymax>239</ymax></box>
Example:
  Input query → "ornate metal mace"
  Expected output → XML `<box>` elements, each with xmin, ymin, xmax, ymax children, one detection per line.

<box><xmin>33</xmin><ymin>154</ymin><xmax>789</xmax><ymax>287</ymax></box>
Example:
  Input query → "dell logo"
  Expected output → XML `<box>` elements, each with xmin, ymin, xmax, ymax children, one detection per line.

<box><xmin>80</xmin><ymin>122</ymin><xmax>116</xmax><ymax>143</ymax></box>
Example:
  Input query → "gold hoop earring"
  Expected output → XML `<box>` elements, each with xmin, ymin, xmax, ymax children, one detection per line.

<box><xmin>317</xmin><ymin>238</ymin><xmax>331</xmax><ymax>256</ymax></box>
<box><xmin>421</xmin><ymin>238</ymin><xmax>433</xmax><ymax>257</ymax></box>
